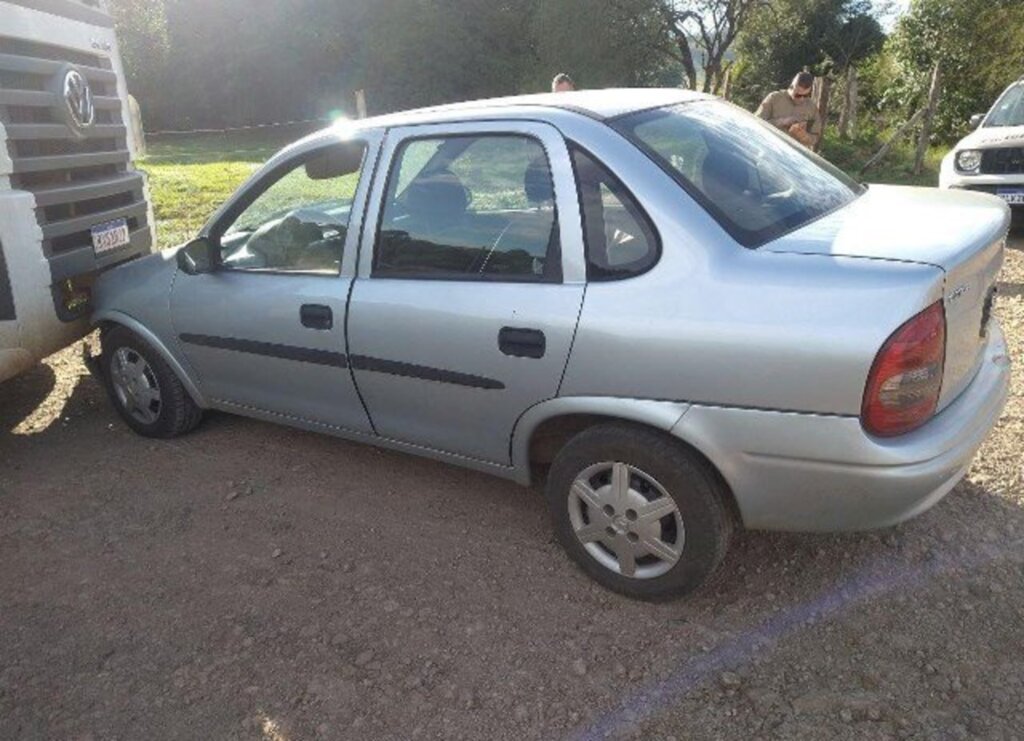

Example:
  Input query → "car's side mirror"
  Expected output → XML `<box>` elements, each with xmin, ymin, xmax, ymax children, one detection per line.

<box><xmin>969</xmin><ymin>113</ymin><xmax>985</xmax><ymax>131</ymax></box>
<box><xmin>176</xmin><ymin>237</ymin><xmax>217</xmax><ymax>275</ymax></box>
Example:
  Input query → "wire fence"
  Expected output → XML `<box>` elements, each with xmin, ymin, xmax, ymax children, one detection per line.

<box><xmin>145</xmin><ymin>117</ymin><xmax>333</xmax><ymax>138</ymax></box>
<box><xmin>139</xmin><ymin>117</ymin><xmax>334</xmax><ymax>162</ymax></box>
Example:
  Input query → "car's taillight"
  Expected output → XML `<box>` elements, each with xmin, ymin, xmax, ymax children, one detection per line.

<box><xmin>862</xmin><ymin>301</ymin><xmax>946</xmax><ymax>437</ymax></box>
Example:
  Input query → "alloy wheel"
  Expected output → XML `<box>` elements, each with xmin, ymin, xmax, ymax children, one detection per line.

<box><xmin>567</xmin><ymin>461</ymin><xmax>685</xmax><ymax>579</ymax></box>
<box><xmin>110</xmin><ymin>347</ymin><xmax>162</xmax><ymax>425</ymax></box>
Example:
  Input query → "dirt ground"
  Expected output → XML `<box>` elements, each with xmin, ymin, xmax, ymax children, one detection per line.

<box><xmin>2</xmin><ymin>236</ymin><xmax>1023</xmax><ymax>741</ymax></box>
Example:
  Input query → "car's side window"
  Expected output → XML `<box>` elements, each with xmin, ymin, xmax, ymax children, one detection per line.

<box><xmin>374</xmin><ymin>135</ymin><xmax>560</xmax><ymax>282</ymax></box>
<box><xmin>571</xmin><ymin>147</ymin><xmax>659</xmax><ymax>280</ymax></box>
<box><xmin>218</xmin><ymin>142</ymin><xmax>367</xmax><ymax>275</ymax></box>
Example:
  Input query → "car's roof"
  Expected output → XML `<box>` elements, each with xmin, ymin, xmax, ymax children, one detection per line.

<box><xmin>280</xmin><ymin>88</ymin><xmax>711</xmax><ymax>167</ymax></box>
<box><xmin>347</xmin><ymin>87</ymin><xmax>710</xmax><ymax>130</ymax></box>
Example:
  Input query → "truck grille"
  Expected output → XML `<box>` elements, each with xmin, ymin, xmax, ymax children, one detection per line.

<box><xmin>0</xmin><ymin>35</ymin><xmax>151</xmax><ymax>284</ymax></box>
<box><xmin>4</xmin><ymin>1</ymin><xmax>113</xmax><ymax>27</ymax></box>
<box><xmin>980</xmin><ymin>147</ymin><xmax>1024</xmax><ymax>175</ymax></box>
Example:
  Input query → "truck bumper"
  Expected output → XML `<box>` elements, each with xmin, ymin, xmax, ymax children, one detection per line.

<box><xmin>672</xmin><ymin>323</ymin><xmax>1011</xmax><ymax>532</ymax></box>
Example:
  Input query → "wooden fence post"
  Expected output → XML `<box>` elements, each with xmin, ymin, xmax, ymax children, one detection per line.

<box><xmin>860</xmin><ymin>107</ymin><xmax>927</xmax><ymax>176</ymax></box>
<box><xmin>126</xmin><ymin>94</ymin><xmax>146</xmax><ymax>158</ymax></box>
<box><xmin>355</xmin><ymin>90</ymin><xmax>367</xmax><ymax>119</ymax></box>
<box><xmin>812</xmin><ymin>76</ymin><xmax>832</xmax><ymax>152</ymax></box>
<box><xmin>838</xmin><ymin>66</ymin><xmax>858</xmax><ymax>139</ymax></box>
<box><xmin>914</xmin><ymin>62</ymin><xmax>942</xmax><ymax>175</ymax></box>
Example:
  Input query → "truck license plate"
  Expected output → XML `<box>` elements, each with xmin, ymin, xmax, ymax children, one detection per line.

<box><xmin>91</xmin><ymin>218</ymin><xmax>130</xmax><ymax>255</ymax></box>
<box><xmin>996</xmin><ymin>188</ymin><xmax>1024</xmax><ymax>205</ymax></box>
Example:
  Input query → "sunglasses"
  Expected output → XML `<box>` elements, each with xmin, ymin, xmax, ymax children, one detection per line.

<box><xmin>793</xmin><ymin>91</ymin><xmax>812</xmax><ymax>99</ymax></box>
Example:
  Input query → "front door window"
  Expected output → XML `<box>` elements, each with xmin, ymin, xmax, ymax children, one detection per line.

<box><xmin>219</xmin><ymin>142</ymin><xmax>368</xmax><ymax>275</ymax></box>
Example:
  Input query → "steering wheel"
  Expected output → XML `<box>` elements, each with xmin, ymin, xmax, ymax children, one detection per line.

<box><xmin>246</xmin><ymin>211</ymin><xmax>325</xmax><ymax>268</ymax></box>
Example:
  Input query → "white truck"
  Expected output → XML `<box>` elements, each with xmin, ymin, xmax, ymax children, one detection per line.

<box><xmin>1</xmin><ymin>0</ymin><xmax>153</xmax><ymax>383</ymax></box>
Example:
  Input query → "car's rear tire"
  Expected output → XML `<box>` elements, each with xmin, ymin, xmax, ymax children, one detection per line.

<box><xmin>545</xmin><ymin>423</ymin><xmax>732</xmax><ymax>601</ymax></box>
<box><xmin>101</xmin><ymin>326</ymin><xmax>202</xmax><ymax>438</ymax></box>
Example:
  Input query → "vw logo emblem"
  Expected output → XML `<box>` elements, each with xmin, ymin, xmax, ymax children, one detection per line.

<box><xmin>53</xmin><ymin>65</ymin><xmax>95</xmax><ymax>137</ymax></box>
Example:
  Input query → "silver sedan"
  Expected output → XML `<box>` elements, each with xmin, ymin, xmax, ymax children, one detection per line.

<box><xmin>91</xmin><ymin>89</ymin><xmax>1011</xmax><ymax>600</ymax></box>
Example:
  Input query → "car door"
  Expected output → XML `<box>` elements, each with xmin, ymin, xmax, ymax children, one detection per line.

<box><xmin>347</xmin><ymin>121</ymin><xmax>587</xmax><ymax>464</ymax></box>
<box><xmin>169</xmin><ymin>133</ymin><xmax>381</xmax><ymax>433</ymax></box>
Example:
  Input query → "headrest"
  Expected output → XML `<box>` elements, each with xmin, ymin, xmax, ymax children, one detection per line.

<box><xmin>701</xmin><ymin>149</ymin><xmax>751</xmax><ymax>202</ymax></box>
<box><xmin>406</xmin><ymin>169</ymin><xmax>469</xmax><ymax>224</ymax></box>
<box><xmin>524</xmin><ymin>156</ymin><xmax>554</xmax><ymax>204</ymax></box>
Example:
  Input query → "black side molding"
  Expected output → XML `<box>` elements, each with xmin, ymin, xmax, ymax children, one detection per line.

<box><xmin>179</xmin><ymin>334</ymin><xmax>348</xmax><ymax>368</ymax></box>
<box><xmin>178</xmin><ymin>334</ymin><xmax>505</xmax><ymax>390</ymax></box>
<box><xmin>350</xmin><ymin>355</ymin><xmax>505</xmax><ymax>390</ymax></box>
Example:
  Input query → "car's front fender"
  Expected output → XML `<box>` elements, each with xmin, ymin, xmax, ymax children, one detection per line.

<box><xmin>91</xmin><ymin>308</ymin><xmax>207</xmax><ymax>408</ymax></box>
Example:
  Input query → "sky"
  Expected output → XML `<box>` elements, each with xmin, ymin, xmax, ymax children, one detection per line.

<box><xmin>875</xmin><ymin>0</ymin><xmax>911</xmax><ymax>30</ymax></box>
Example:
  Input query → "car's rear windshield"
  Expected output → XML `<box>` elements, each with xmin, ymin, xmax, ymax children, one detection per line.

<box><xmin>611</xmin><ymin>100</ymin><xmax>863</xmax><ymax>248</ymax></box>
<box><xmin>984</xmin><ymin>83</ymin><xmax>1024</xmax><ymax>128</ymax></box>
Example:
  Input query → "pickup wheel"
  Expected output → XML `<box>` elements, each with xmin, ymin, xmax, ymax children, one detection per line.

<box><xmin>546</xmin><ymin>424</ymin><xmax>732</xmax><ymax>601</ymax></box>
<box><xmin>101</xmin><ymin>326</ymin><xmax>202</xmax><ymax>439</ymax></box>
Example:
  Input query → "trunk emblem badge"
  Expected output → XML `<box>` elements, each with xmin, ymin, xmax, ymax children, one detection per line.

<box><xmin>946</xmin><ymin>283</ymin><xmax>970</xmax><ymax>304</ymax></box>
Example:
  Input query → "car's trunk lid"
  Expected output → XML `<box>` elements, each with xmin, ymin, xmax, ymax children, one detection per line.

<box><xmin>762</xmin><ymin>184</ymin><xmax>1009</xmax><ymax>411</ymax></box>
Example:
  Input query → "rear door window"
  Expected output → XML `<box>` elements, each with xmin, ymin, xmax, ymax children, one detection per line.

<box><xmin>374</xmin><ymin>135</ymin><xmax>560</xmax><ymax>282</ymax></box>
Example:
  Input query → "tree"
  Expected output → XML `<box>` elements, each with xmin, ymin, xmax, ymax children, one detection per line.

<box><xmin>528</xmin><ymin>0</ymin><xmax>669</xmax><ymax>91</ymax></box>
<box><xmin>889</xmin><ymin>0</ymin><xmax>1024</xmax><ymax>142</ymax></box>
<box><xmin>731</xmin><ymin>0</ymin><xmax>882</xmax><ymax>110</ymax></box>
<box><xmin>626</xmin><ymin>0</ymin><xmax>765</xmax><ymax>92</ymax></box>
<box><xmin>354</xmin><ymin>0</ymin><xmax>537</xmax><ymax>114</ymax></box>
<box><xmin>107</xmin><ymin>0</ymin><xmax>170</xmax><ymax>124</ymax></box>
<box><xmin>111</xmin><ymin>0</ymin><xmax>693</xmax><ymax>130</ymax></box>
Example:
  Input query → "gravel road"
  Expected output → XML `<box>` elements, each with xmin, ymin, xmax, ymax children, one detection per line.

<box><xmin>2</xmin><ymin>234</ymin><xmax>1023</xmax><ymax>741</ymax></box>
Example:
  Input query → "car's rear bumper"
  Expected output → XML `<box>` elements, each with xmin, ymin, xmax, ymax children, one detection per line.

<box><xmin>672</xmin><ymin>323</ymin><xmax>1011</xmax><ymax>532</ymax></box>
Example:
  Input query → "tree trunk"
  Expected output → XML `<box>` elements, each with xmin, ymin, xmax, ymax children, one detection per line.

<box><xmin>838</xmin><ymin>66</ymin><xmax>858</xmax><ymax>139</ymax></box>
<box><xmin>914</xmin><ymin>62</ymin><xmax>943</xmax><ymax>175</ymax></box>
<box><xmin>721</xmin><ymin>68</ymin><xmax>732</xmax><ymax>101</ymax></box>
<box><xmin>702</xmin><ymin>61</ymin><xmax>717</xmax><ymax>93</ymax></box>
<box><xmin>674</xmin><ymin>36</ymin><xmax>698</xmax><ymax>90</ymax></box>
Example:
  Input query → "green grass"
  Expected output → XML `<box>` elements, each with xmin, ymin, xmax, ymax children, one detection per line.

<box><xmin>820</xmin><ymin>128</ymin><xmax>950</xmax><ymax>188</ymax></box>
<box><xmin>139</xmin><ymin>128</ymin><xmax>317</xmax><ymax>248</ymax></box>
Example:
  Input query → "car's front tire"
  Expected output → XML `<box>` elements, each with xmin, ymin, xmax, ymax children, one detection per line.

<box><xmin>101</xmin><ymin>326</ymin><xmax>202</xmax><ymax>438</ymax></box>
<box><xmin>546</xmin><ymin>424</ymin><xmax>733</xmax><ymax>601</ymax></box>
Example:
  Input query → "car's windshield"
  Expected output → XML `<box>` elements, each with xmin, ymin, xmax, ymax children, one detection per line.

<box><xmin>612</xmin><ymin>100</ymin><xmax>863</xmax><ymax>247</ymax></box>
<box><xmin>984</xmin><ymin>83</ymin><xmax>1024</xmax><ymax>128</ymax></box>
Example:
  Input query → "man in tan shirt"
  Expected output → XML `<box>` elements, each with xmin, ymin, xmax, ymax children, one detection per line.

<box><xmin>755</xmin><ymin>72</ymin><xmax>822</xmax><ymax>149</ymax></box>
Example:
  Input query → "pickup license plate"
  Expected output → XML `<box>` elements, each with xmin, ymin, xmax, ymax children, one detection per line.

<box><xmin>996</xmin><ymin>188</ymin><xmax>1024</xmax><ymax>205</ymax></box>
<box><xmin>91</xmin><ymin>218</ymin><xmax>130</xmax><ymax>255</ymax></box>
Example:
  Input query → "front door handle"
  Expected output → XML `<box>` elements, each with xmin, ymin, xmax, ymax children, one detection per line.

<box><xmin>499</xmin><ymin>327</ymin><xmax>546</xmax><ymax>358</ymax></box>
<box><xmin>300</xmin><ymin>304</ymin><xmax>333</xmax><ymax>330</ymax></box>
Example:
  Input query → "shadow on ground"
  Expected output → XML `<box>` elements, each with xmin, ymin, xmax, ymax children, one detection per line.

<box><xmin>0</xmin><ymin>363</ymin><xmax>56</xmax><ymax>434</ymax></box>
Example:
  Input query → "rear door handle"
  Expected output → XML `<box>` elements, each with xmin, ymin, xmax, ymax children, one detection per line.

<box><xmin>499</xmin><ymin>327</ymin><xmax>545</xmax><ymax>358</ymax></box>
<box><xmin>300</xmin><ymin>304</ymin><xmax>333</xmax><ymax>330</ymax></box>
